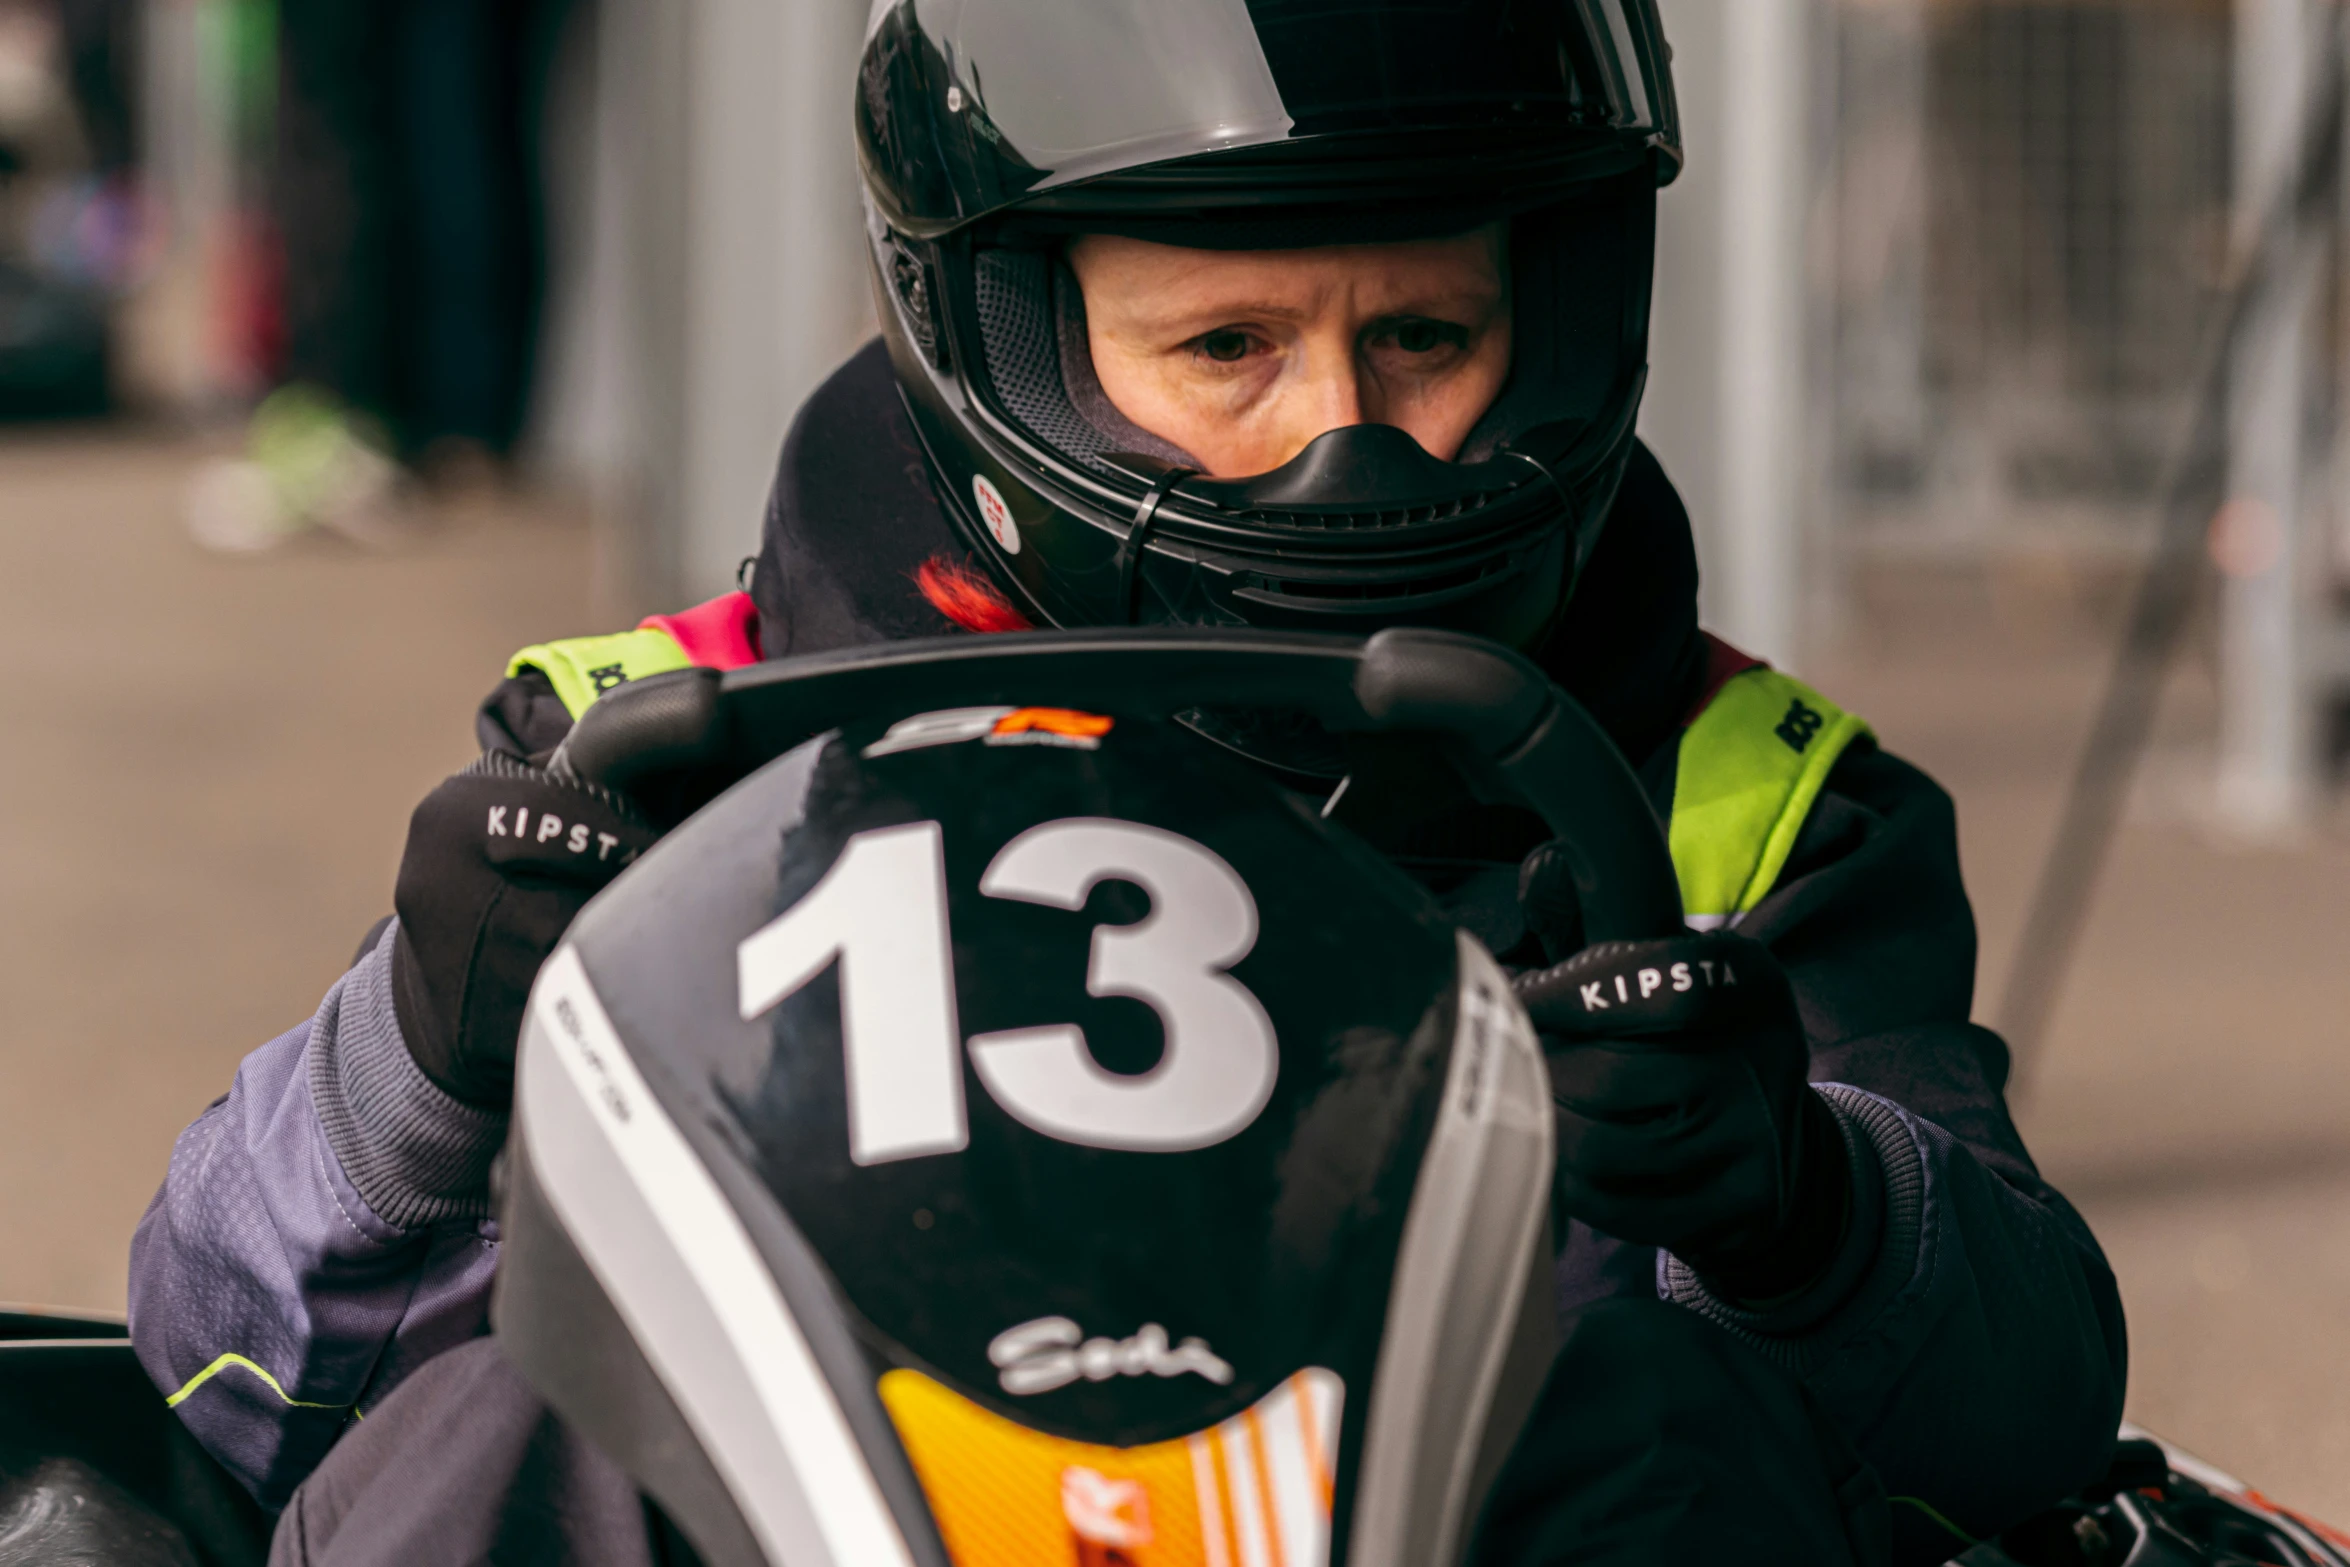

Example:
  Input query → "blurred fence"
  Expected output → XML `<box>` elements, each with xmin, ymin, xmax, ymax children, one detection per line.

<box><xmin>1824</xmin><ymin>0</ymin><xmax>2238</xmax><ymax>560</ymax></box>
<box><xmin>1814</xmin><ymin>0</ymin><xmax>2350</xmax><ymax>835</ymax></box>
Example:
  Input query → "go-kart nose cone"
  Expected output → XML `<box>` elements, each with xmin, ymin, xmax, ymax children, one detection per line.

<box><xmin>574</xmin><ymin>708</ymin><xmax>1460</xmax><ymax>1423</ymax></box>
<box><xmin>498</xmin><ymin>700</ymin><xmax>1554</xmax><ymax>1567</ymax></box>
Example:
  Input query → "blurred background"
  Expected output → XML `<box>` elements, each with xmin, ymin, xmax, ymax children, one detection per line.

<box><xmin>2</xmin><ymin>0</ymin><xmax>2348</xmax><ymax>1528</ymax></box>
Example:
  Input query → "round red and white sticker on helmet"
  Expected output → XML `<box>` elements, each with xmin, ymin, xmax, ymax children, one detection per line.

<box><xmin>972</xmin><ymin>475</ymin><xmax>1021</xmax><ymax>555</ymax></box>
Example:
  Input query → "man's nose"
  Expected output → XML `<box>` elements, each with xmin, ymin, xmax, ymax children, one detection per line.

<box><xmin>1286</xmin><ymin>346</ymin><xmax>1368</xmax><ymax>454</ymax></box>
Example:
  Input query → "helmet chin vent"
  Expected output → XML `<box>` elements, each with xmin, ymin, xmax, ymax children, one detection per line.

<box><xmin>1221</xmin><ymin>493</ymin><xmax>1507</xmax><ymax>532</ymax></box>
<box><xmin>1239</xmin><ymin>556</ymin><xmax>1512</xmax><ymax>607</ymax></box>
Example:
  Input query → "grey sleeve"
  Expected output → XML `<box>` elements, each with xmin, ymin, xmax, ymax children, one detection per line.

<box><xmin>128</xmin><ymin>932</ymin><xmax>503</xmax><ymax>1510</ymax></box>
<box><xmin>308</xmin><ymin>924</ymin><xmax>507</xmax><ymax>1229</ymax></box>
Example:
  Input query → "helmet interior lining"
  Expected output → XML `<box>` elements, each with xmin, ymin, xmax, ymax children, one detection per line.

<box><xmin>1053</xmin><ymin>263</ymin><xmax>1202</xmax><ymax>470</ymax></box>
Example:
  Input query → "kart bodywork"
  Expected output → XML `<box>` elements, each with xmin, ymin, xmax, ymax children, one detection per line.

<box><xmin>1961</xmin><ymin>1428</ymin><xmax>2350</xmax><ymax>1566</ymax></box>
<box><xmin>0</xmin><ymin>1305</ymin><xmax>270</xmax><ymax>1564</ymax></box>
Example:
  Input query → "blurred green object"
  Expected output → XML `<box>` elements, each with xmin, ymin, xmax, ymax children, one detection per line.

<box><xmin>183</xmin><ymin>384</ymin><xmax>408</xmax><ymax>553</ymax></box>
<box><xmin>247</xmin><ymin>384</ymin><xmax>394</xmax><ymax>522</ymax></box>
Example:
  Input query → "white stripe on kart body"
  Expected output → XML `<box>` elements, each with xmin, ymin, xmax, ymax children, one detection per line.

<box><xmin>1260</xmin><ymin>1376</ymin><xmax>1334</xmax><ymax>1566</ymax></box>
<box><xmin>1189</xmin><ymin>1432</ymin><xmax>1234</xmax><ymax>1567</ymax></box>
<box><xmin>518</xmin><ymin>945</ymin><xmax>915</xmax><ymax>1567</ymax></box>
<box><xmin>1222</xmin><ymin>1413</ymin><xmax>1273</xmax><ymax>1567</ymax></box>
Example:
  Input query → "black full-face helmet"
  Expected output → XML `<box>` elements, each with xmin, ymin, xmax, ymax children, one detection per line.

<box><xmin>857</xmin><ymin>0</ymin><xmax>1682</xmax><ymax>651</ymax></box>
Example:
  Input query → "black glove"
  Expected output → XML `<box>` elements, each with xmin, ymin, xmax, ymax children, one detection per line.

<box><xmin>390</xmin><ymin>751</ymin><xmax>657</xmax><ymax>1109</ymax></box>
<box><xmin>1515</xmin><ymin>932</ymin><xmax>1850</xmax><ymax>1303</ymax></box>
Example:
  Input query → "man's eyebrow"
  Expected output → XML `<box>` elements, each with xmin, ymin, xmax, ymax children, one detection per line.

<box><xmin>1144</xmin><ymin>299</ymin><xmax>1315</xmax><ymax>327</ymax></box>
<box><xmin>1364</xmin><ymin>307</ymin><xmax>1483</xmax><ymax>325</ymax></box>
<box><xmin>1144</xmin><ymin>297</ymin><xmax>1494</xmax><ymax>330</ymax></box>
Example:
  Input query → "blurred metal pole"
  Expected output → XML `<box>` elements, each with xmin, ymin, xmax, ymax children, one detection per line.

<box><xmin>2218</xmin><ymin>0</ymin><xmax>2322</xmax><ymax>833</ymax></box>
<box><xmin>675</xmin><ymin>0</ymin><xmax>874</xmax><ymax>602</ymax></box>
<box><xmin>565</xmin><ymin>0</ymin><xmax>874</xmax><ymax>617</ymax></box>
<box><xmin>1644</xmin><ymin>0</ymin><xmax>1812</xmax><ymax>669</ymax></box>
<box><xmin>132</xmin><ymin>0</ymin><xmax>247</xmax><ymax>407</ymax></box>
<box><xmin>1999</xmin><ymin>13</ymin><xmax>2346</xmax><ymax>1084</ymax></box>
<box><xmin>1826</xmin><ymin>0</ymin><xmax>1929</xmax><ymax>493</ymax></box>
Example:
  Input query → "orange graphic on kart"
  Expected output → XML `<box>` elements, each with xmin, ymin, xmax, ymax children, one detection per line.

<box><xmin>992</xmin><ymin>708</ymin><xmax>1117</xmax><ymax>741</ymax></box>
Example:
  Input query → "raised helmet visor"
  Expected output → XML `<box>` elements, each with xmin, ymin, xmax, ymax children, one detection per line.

<box><xmin>857</xmin><ymin>0</ymin><xmax>1679</xmax><ymax>237</ymax></box>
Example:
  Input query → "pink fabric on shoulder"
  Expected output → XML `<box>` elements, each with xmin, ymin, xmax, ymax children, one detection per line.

<box><xmin>1683</xmin><ymin>632</ymin><xmax>1765</xmax><ymax>725</ymax></box>
<box><xmin>639</xmin><ymin>591</ymin><xmax>764</xmax><ymax>671</ymax></box>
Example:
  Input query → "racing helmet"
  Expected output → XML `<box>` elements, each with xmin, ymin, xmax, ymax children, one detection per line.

<box><xmin>496</xmin><ymin>698</ymin><xmax>1557</xmax><ymax>1567</ymax></box>
<box><xmin>857</xmin><ymin>0</ymin><xmax>1682</xmax><ymax>650</ymax></box>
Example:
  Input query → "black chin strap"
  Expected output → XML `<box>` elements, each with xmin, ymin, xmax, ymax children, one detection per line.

<box><xmin>1117</xmin><ymin>468</ymin><xmax>1197</xmax><ymax>624</ymax></box>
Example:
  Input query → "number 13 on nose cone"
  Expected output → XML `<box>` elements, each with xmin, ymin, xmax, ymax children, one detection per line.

<box><xmin>737</xmin><ymin>818</ymin><xmax>1278</xmax><ymax>1164</ymax></box>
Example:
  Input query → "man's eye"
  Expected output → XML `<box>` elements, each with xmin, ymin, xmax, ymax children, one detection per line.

<box><xmin>1199</xmin><ymin>330</ymin><xmax>1251</xmax><ymax>363</ymax></box>
<box><xmin>1388</xmin><ymin>320</ymin><xmax>1466</xmax><ymax>354</ymax></box>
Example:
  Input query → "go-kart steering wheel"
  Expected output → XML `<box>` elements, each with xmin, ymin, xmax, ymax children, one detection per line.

<box><xmin>549</xmin><ymin>626</ymin><xmax>1686</xmax><ymax>945</ymax></box>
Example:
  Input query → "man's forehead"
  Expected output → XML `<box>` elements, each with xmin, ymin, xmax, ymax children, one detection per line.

<box><xmin>1068</xmin><ymin>226</ymin><xmax>1507</xmax><ymax>316</ymax></box>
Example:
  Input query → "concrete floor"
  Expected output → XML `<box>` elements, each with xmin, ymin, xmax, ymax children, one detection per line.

<box><xmin>0</xmin><ymin>428</ymin><xmax>597</xmax><ymax>1308</ymax></box>
<box><xmin>3</xmin><ymin>431</ymin><xmax>2349</xmax><ymax>1522</ymax></box>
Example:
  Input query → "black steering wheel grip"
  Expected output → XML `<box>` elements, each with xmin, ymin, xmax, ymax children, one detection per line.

<box><xmin>550</xmin><ymin>627</ymin><xmax>1685</xmax><ymax>943</ymax></box>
